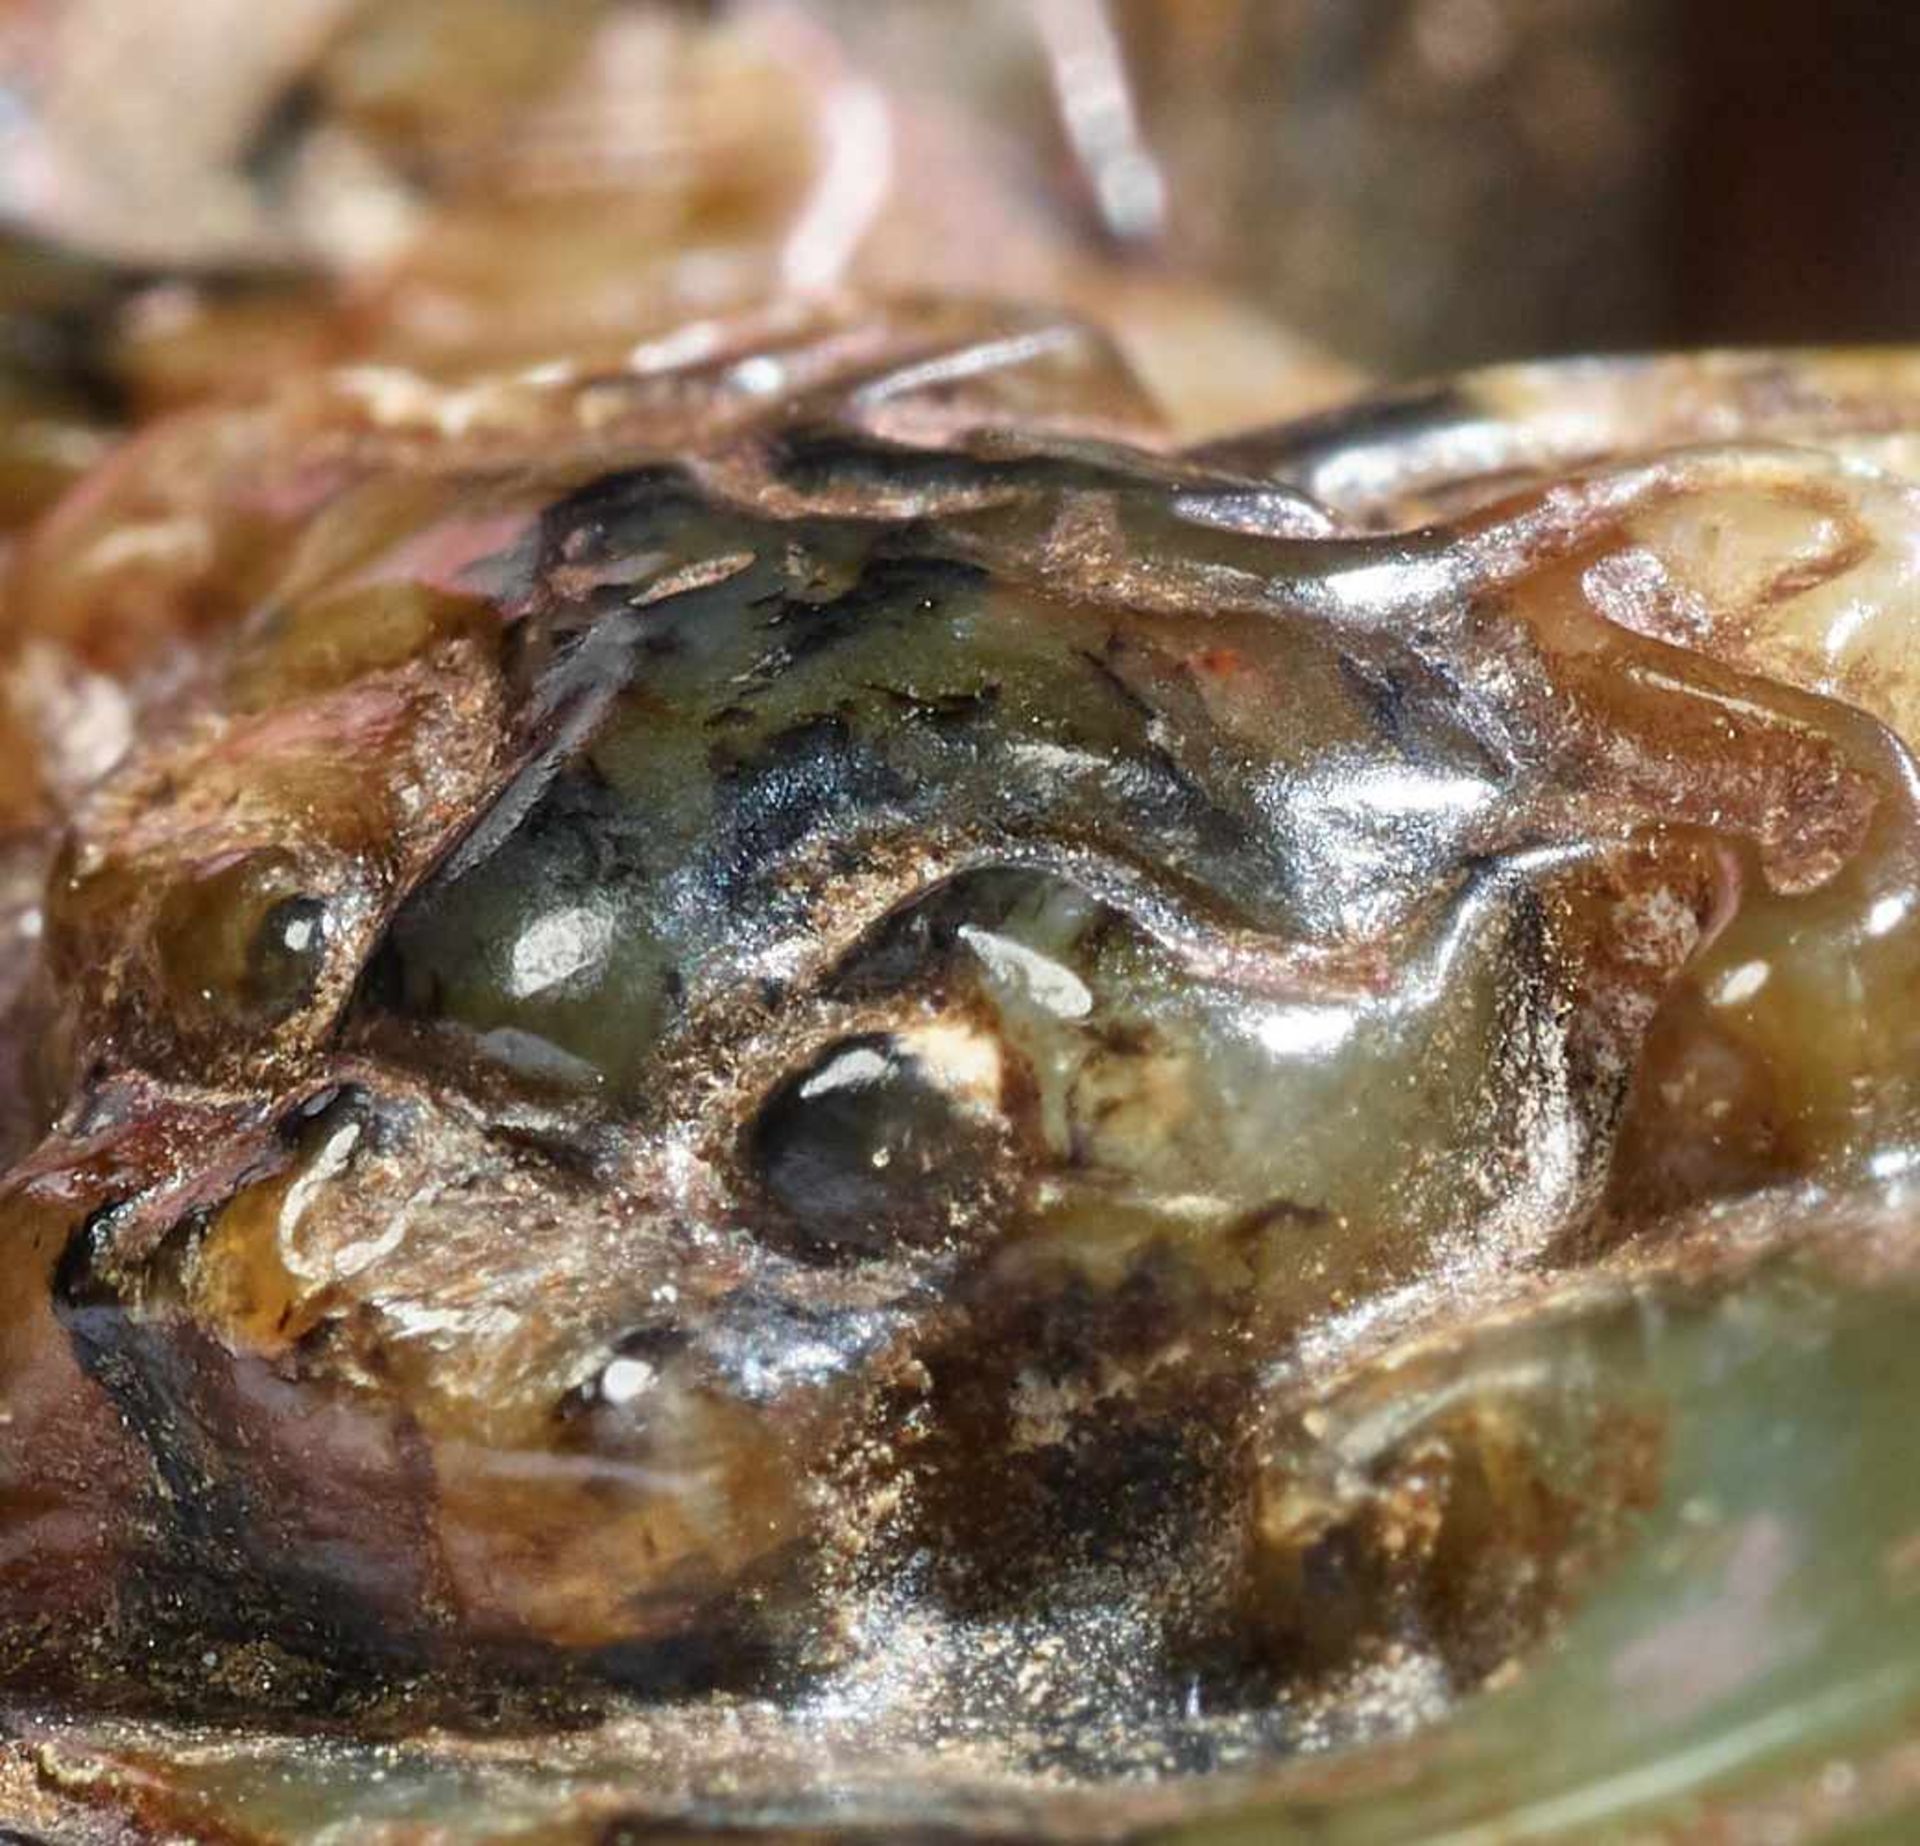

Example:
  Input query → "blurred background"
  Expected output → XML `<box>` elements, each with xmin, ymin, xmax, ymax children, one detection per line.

<box><xmin>0</xmin><ymin>0</ymin><xmax>1913</xmax><ymax>493</ymax></box>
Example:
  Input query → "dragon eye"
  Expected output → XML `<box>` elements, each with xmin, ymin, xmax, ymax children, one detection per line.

<box><xmin>153</xmin><ymin>851</ymin><xmax>333</xmax><ymax>1028</ymax></box>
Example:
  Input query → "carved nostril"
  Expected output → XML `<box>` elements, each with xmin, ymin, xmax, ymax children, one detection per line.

<box><xmin>50</xmin><ymin>1197</ymin><xmax>130</xmax><ymax>1316</ymax></box>
<box><xmin>750</xmin><ymin>1027</ymin><xmax>1013</xmax><ymax>1264</ymax></box>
